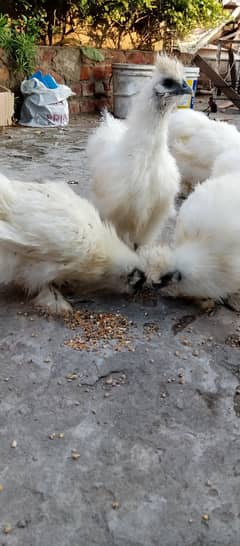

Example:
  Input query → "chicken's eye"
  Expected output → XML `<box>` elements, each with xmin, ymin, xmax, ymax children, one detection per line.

<box><xmin>163</xmin><ymin>78</ymin><xmax>175</xmax><ymax>88</ymax></box>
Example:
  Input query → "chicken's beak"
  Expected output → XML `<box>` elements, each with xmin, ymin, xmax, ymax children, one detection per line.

<box><xmin>175</xmin><ymin>79</ymin><xmax>192</xmax><ymax>96</ymax></box>
<box><xmin>152</xmin><ymin>271</ymin><xmax>182</xmax><ymax>289</ymax></box>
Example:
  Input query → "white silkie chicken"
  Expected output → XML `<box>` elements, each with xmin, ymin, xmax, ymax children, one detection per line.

<box><xmin>140</xmin><ymin>174</ymin><xmax>240</xmax><ymax>309</ymax></box>
<box><xmin>87</xmin><ymin>54</ymin><xmax>192</xmax><ymax>248</ymax></box>
<box><xmin>168</xmin><ymin>108</ymin><xmax>240</xmax><ymax>192</ymax></box>
<box><xmin>212</xmin><ymin>149</ymin><xmax>240</xmax><ymax>178</ymax></box>
<box><xmin>0</xmin><ymin>174</ymin><xmax>146</xmax><ymax>314</ymax></box>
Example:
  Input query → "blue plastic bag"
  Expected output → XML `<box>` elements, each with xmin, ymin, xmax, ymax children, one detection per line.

<box><xmin>30</xmin><ymin>70</ymin><xmax>58</xmax><ymax>89</ymax></box>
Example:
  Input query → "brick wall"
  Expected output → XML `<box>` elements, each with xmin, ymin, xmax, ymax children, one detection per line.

<box><xmin>1</xmin><ymin>45</ymin><xmax>222</xmax><ymax>115</ymax></box>
<box><xmin>1</xmin><ymin>45</ymin><xmax>224</xmax><ymax>115</ymax></box>
<box><xmin>0</xmin><ymin>46</ymin><xmax>155</xmax><ymax>115</ymax></box>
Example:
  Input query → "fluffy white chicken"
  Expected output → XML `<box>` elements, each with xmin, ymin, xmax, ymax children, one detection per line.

<box><xmin>87</xmin><ymin>54</ymin><xmax>192</xmax><ymax>248</ymax></box>
<box><xmin>140</xmin><ymin>174</ymin><xmax>240</xmax><ymax>308</ymax></box>
<box><xmin>168</xmin><ymin>108</ymin><xmax>240</xmax><ymax>192</ymax></box>
<box><xmin>212</xmin><ymin>149</ymin><xmax>240</xmax><ymax>178</ymax></box>
<box><xmin>0</xmin><ymin>174</ymin><xmax>146</xmax><ymax>314</ymax></box>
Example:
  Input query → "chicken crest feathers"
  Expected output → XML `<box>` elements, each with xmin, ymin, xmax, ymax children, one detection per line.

<box><xmin>155</xmin><ymin>53</ymin><xmax>184</xmax><ymax>81</ymax></box>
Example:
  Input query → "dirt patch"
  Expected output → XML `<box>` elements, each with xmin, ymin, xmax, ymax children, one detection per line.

<box><xmin>233</xmin><ymin>385</ymin><xmax>240</xmax><ymax>417</ymax></box>
<box><xmin>143</xmin><ymin>322</ymin><xmax>160</xmax><ymax>338</ymax></box>
<box><xmin>225</xmin><ymin>334</ymin><xmax>240</xmax><ymax>348</ymax></box>
<box><xmin>196</xmin><ymin>388</ymin><xmax>220</xmax><ymax>415</ymax></box>
<box><xmin>172</xmin><ymin>314</ymin><xmax>197</xmax><ymax>335</ymax></box>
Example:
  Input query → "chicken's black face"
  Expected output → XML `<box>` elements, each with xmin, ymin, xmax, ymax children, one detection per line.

<box><xmin>127</xmin><ymin>268</ymin><xmax>146</xmax><ymax>293</ymax></box>
<box><xmin>153</xmin><ymin>270</ymin><xmax>182</xmax><ymax>289</ymax></box>
<box><xmin>154</xmin><ymin>77</ymin><xmax>192</xmax><ymax>102</ymax></box>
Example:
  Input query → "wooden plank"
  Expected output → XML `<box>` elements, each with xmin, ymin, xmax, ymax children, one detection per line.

<box><xmin>229</xmin><ymin>47</ymin><xmax>237</xmax><ymax>88</ymax></box>
<box><xmin>219</xmin><ymin>29</ymin><xmax>240</xmax><ymax>41</ymax></box>
<box><xmin>216</xmin><ymin>42</ymin><xmax>221</xmax><ymax>76</ymax></box>
<box><xmin>194</xmin><ymin>53</ymin><xmax>240</xmax><ymax>108</ymax></box>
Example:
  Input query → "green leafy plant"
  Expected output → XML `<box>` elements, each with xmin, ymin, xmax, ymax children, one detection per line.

<box><xmin>0</xmin><ymin>0</ymin><xmax>226</xmax><ymax>50</ymax></box>
<box><xmin>0</xmin><ymin>14</ymin><xmax>39</xmax><ymax>76</ymax></box>
<box><xmin>80</xmin><ymin>45</ymin><xmax>104</xmax><ymax>61</ymax></box>
<box><xmin>0</xmin><ymin>14</ymin><xmax>11</xmax><ymax>49</ymax></box>
<box><xmin>10</xmin><ymin>32</ymin><xmax>37</xmax><ymax>75</ymax></box>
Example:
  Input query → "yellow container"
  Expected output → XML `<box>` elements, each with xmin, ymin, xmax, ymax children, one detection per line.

<box><xmin>112</xmin><ymin>64</ymin><xmax>200</xmax><ymax>118</ymax></box>
<box><xmin>178</xmin><ymin>67</ymin><xmax>200</xmax><ymax>109</ymax></box>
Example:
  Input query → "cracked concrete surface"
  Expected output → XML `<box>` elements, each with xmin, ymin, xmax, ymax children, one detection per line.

<box><xmin>0</xmin><ymin>111</ymin><xmax>240</xmax><ymax>546</ymax></box>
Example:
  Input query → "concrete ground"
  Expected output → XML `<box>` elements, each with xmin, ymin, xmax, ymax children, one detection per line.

<box><xmin>1</xmin><ymin>107</ymin><xmax>240</xmax><ymax>546</ymax></box>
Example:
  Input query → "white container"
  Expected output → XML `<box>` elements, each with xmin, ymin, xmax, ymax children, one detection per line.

<box><xmin>112</xmin><ymin>63</ymin><xmax>200</xmax><ymax>118</ymax></box>
<box><xmin>112</xmin><ymin>63</ymin><xmax>155</xmax><ymax>118</ymax></box>
<box><xmin>0</xmin><ymin>85</ymin><xmax>14</xmax><ymax>126</ymax></box>
<box><xmin>178</xmin><ymin>67</ymin><xmax>200</xmax><ymax>109</ymax></box>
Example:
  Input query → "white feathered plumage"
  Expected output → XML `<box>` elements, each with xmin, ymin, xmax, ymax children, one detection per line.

<box><xmin>168</xmin><ymin>109</ymin><xmax>240</xmax><ymax>191</ymax></box>
<box><xmin>0</xmin><ymin>174</ymin><xmax>145</xmax><ymax>314</ymax></box>
<box><xmin>140</xmin><ymin>174</ymin><xmax>240</xmax><ymax>306</ymax></box>
<box><xmin>212</xmin><ymin>149</ymin><xmax>240</xmax><ymax>178</ymax></box>
<box><xmin>88</xmin><ymin>54</ymin><xmax>192</xmax><ymax>248</ymax></box>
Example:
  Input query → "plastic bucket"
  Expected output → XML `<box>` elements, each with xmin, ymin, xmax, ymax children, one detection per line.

<box><xmin>178</xmin><ymin>67</ymin><xmax>200</xmax><ymax>109</ymax></box>
<box><xmin>112</xmin><ymin>63</ymin><xmax>200</xmax><ymax>118</ymax></box>
<box><xmin>112</xmin><ymin>63</ymin><xmax>155</xmax><ymax>119</ymax></box>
